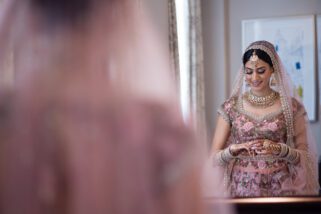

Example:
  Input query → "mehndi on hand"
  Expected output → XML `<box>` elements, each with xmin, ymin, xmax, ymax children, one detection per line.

<box><xmin>262</xmin><ymin>140</ymin><xmax>281</xmax><ymax>155</ymax></box>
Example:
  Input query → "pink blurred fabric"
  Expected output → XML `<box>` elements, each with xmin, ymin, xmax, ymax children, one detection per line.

<box><xmin>2</xmin><ymin>83</ymin><xmax>202</xmax><ymax>214</ymax></box>
<box><xmin>0</xmin><ymin>0</ymin><xmax>207</xmax><ymax>214</ymax></box>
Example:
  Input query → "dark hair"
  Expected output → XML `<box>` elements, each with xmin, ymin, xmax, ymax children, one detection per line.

<box><xmin>31</xmin><ymin>0</ymin><xmax>92</xmax><ymax>24</ymax></box>
<box><xmin>242</xmin><ymin>49</ymin><xmax>273</xmax><ymax>68</ymax></box>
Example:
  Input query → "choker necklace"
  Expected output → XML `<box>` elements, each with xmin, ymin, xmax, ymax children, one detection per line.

<box><xmin>244</xmin><ymin>90</ymin><xmax>279</xmax><ymax>108</ymax></box>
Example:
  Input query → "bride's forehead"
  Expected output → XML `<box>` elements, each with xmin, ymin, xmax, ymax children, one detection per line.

<box><xmin>245</xmin><ymin>59</ymin><xmax>270</xmax><ymax>69</ymax></box>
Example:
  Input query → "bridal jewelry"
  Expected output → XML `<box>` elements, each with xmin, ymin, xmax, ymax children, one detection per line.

<box><xmin>244</xmin><ymin>90</ymin><xmax>279</xmax><ymax>108</ymax></box>
<box><xmin>249</xmin><ymin>51</ymin><xmax>259</xmax><ymax>67</ymax></box>
<box><xmin>270</xmin><ymin>73</ymin><xmax>277</xmax><ymax>86</ymax></box>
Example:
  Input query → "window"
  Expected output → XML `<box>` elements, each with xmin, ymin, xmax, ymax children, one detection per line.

<box><xmin>175</xmin><ymin>0</ymin><xmax>190</xmax><ymax>121</ymax></box>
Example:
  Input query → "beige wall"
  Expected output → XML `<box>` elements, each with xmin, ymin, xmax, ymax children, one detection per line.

<box><xmin>202</xmin><ymin>0</ymin><xmax>229</xmax><ymax>140</ymax></box>
<box><xmin>202</xmin><ymin>0</ymin><xmax>321</xmax><ymax>153</ymax></box>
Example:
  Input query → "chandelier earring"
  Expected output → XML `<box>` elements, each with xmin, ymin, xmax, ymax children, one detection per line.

<box><xmin>244</xmin><ymin>77</ymin><xmax>250</xmax><ymax>88</ymax></box>
<box><xmin>245</xmin><ymin>80</ymin><xmax>250</xmax><ymax>87</ymax></box>
<box><xmin>242</xmin><ymin>68</ymin><xmax>250</xmax><ymax>88</ymax></box>
<box><xmin>270</xmin><ymin>72</ymin><xmax>277</xmax><ymax>87</ymax></box>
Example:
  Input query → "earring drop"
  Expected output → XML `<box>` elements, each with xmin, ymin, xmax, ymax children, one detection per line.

<box><xmin>270</xmin><ymin>73</ymin><xmax>276</xmax><ymax>86</ymax></box>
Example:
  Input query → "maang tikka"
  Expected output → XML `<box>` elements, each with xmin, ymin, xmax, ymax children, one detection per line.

<box><xmin>249</xmin><ymin>50</ymin><xmax>259</xmax><ymax>67</ymax></box>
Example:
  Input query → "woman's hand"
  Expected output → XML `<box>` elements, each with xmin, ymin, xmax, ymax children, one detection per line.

<box><xmin>230</xmin><ymin>140</ymin><xmax>281</xmax><ymax>156</ymax></box>
<box><xmin>248</xmin><ymin>139</ymin><xmax>281</xmax><ymax>156</ymax></box>
<box><xmin>229</xmin><ymin>141</ymin><xmax>261</xmax><ymax>156</ymax></box>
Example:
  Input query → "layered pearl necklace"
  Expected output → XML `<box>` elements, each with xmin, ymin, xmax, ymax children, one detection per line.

<box><xmin>244</xmin><ymin>90</ymin><xmax>279</xmax><ymax>108</ymax></box>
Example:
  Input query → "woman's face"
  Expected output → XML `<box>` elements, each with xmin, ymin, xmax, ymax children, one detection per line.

<box><xmin>244</xmin><ymin>59</ymin><xmax>273</xmax><ymax>94</ymax></box>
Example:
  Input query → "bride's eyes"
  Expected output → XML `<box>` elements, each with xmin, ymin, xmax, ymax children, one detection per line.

<box><xmin>245</xmin><ymin>69</ymin><xmax>253</xmax><ymax>75</ymax></box>
<box><xmin>257</xmin><ymin>68</ymin><xmax>266</xmax><ymax>74</ymax></box>
<box><xmin>244</xmin><ymin>68</ymin><xmax>266</xmax><ymax>75</ymax></box>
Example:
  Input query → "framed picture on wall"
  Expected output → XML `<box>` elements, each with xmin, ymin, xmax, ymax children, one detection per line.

<box><xmin>242</xmin><ymin>15</ymin><xmax>317</xmax><ymax>121</ymax></box>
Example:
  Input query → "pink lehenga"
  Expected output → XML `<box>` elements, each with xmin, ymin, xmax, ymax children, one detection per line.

<box><xmin>219</xmin><ymin>96</ymin><xmax>310</xmax><ymax>197</ymax></box>
<box><xmin>214</xmin><ymin>41</ymin><xmax>319</xmax><ymax>197</ymax></box>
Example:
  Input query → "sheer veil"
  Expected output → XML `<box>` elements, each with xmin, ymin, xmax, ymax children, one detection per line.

<box><xmin>231</xmin><ymin>40</ymin><xmax>319</xmax><ymax>195</ymax></box>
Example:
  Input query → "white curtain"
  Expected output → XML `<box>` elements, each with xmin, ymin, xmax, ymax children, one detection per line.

<box><xmin>168</xmin><ymin>0</ymin><xmax>180</xmax><ymax>84</ymax></box>
<box><xmin>169</xmin><ymin>0</ymin><xmax>208</xmax><ymax>148</ymax></box>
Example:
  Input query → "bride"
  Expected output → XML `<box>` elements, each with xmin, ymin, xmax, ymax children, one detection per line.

<box><xmin>211</xmin><ymin>40</ymin><xmax>319</xmax><ymax>197</ymax></box>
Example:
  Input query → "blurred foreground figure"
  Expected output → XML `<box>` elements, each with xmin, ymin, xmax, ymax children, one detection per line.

<box><xmin>0</xmin><ymin>0</ymin><xmax>211</xmax><ymax>214</ymax></box>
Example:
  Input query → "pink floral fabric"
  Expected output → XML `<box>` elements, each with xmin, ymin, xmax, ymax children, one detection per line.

<box><xmin>218</xmin><ymin>96</ymin><xmax>304</xmax><ymax>197</ymax></box>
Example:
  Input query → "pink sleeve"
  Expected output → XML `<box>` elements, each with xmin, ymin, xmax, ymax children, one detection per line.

<box><xmin>217</xmin><ymin>97</ymin><xmax>235</xmax><ymax>125</ymax></box>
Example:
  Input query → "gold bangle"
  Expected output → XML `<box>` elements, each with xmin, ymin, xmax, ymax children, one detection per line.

<box><xmin>269</xmin><ymin>144</ymin><xmax>281</xmax><ymax>155</ymax></box>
